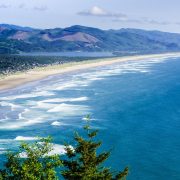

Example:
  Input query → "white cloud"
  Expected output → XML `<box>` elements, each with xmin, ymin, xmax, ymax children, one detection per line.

<box><xmin>78</xmin><ymin>6</ymin><xmax>174</xmax><ymax>26</ymax></box>
<box><xmin>78</xmin><ymin>6</ymin><xmax>127</xmax><ymax>19</ymax></box>
<box><xmin>88</xmin><ymin>6</ymin><xmax>107</xmax><ymax>16</ymax></box>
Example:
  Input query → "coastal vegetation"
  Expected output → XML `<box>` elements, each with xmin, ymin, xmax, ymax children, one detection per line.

<box><xmin>0</xmin><ymin>118</ymin><xmax>128</xmax><ymax>180</ymax></box>
<box><xmin>0</xmin><ymin>55</ymin><xmax>97</xmax><ymax>76</ymax></box>
<box><xmin>0</xmin><ymin>137</ymin><xmax>62</xmax><ymax>180</ymax></box>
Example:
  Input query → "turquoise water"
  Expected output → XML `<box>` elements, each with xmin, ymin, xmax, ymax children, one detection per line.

<box><xmin>0</xmin><ymin>56</ymin><xmax>180</xmax><ymax>179</ymax></box>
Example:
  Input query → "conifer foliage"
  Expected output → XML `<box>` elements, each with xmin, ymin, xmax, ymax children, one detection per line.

<box><xmin>0</xmin><ymin>116</ymin><xmax>128</xmax><ymax>180</ymax></box>
<box><xmin>61</xmin><ymin>115</ymin><xmax>128</xmax><ymax>180</ymax></box>
<box><xmin>0</xmin><ymin>137</ymin><xmax>62</xmax><ymax>180</ymax></box>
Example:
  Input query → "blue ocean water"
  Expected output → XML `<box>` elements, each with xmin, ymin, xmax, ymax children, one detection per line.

<box><xmin>0</xmin><ymin>55</ymin><xmax>180</xmax><ymax>179</ymax></box>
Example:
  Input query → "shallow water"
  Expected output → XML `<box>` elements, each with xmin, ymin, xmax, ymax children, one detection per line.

<box><xmin>20</xmin><ymin>51</ymin><xmax>115</xmax><ymax>57</ymax></box>
<box><xmin>0</xmin><ymin>55</ymin><xmax>180</xmax><ymax>179</ymax></box>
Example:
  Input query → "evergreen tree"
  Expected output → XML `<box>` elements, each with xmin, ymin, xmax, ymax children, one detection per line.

<box><xmin>0</xmin><ymin>116</ymin><xmax>129</xmax><ymax>180</ymax></box>
<box><xmin>0</xmin><ymin>137</ymin><xmax>62</xmax><ymax>180</ymax></box>
<box><xmin>61</xmin><ymin>115</ymin><xmax>128</xmax><ymax>180</ymax></box>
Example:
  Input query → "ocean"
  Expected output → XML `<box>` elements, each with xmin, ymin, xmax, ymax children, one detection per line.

<box><xmin>0</xmin><ymin>55</ymin><xmax>180</xmax><ymax>179</ymax></box>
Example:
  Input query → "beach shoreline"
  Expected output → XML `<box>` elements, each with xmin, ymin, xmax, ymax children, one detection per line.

<box><xmin>1</xmin><ymin>52</ymin><xmax>180</xmax><ymax>91</ymax></box>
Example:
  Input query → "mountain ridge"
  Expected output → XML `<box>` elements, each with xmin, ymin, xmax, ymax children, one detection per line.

<box><xmin>1</xmin><ymin>24</ymin><xmax>180</xmax><ymax>54</ymax></box>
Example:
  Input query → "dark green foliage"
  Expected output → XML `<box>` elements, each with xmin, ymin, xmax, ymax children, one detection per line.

<box><xmin>0</xmin><ymin>55</ymin><xmax>97</xmax><ymax>75</ymax></box>
<box><xmin>0</xmin><ymin>137</ymin><xmax>62</xmax><ymax>180</ymax></box>
<box><xmin>0</xmin><ymin>117</ymin><xmax>129</xmax><ymax>180</ymax></box>
<box><xmin>61</xmin><ymin>116</ymin><xmax>128</xmax><ymax>180</ymax></box>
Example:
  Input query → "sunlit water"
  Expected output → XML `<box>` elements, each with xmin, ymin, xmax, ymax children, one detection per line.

<box><xmin>0</xmin><ymin>55</ymin><xmax>180</xmax><ymax>179</ymax></box>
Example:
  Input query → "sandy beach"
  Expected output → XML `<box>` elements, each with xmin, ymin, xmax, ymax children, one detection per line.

<box><xmin>0</xmin><ymin>52</ymin><xmax>180</xmax><ymax>91</ymax></box>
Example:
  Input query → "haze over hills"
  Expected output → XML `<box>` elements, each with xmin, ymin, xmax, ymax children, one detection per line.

<box><xmin>1</xmin><ymin>24</ymin><xmax>180</xmax><ymax>54</ymax></box>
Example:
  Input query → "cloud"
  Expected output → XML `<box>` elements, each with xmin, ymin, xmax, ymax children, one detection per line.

<box><xmin>0</xmin><ymin>4</ymin><xmax>10</xmax><ymax>9</ymax></box>
<box><xmin>114</xmin><ymin>16</ymin><xmax>172</xmax><ymax>26</ymax></box>
<box><xmin>78</xmin><ymin>6</ymin><xmax>127</xmax><ymax>20</ymax></box>
<box><xmin>33</xmin><ymin>5</ymin><xmax>48</xmax><ymax>11</ymax></box>
<box><xmin>113</xmin><ymin>18</ymin><xmax>142</xmax><ymax>24</ymax></box>
<box><xmin>141</xmin><ymin>18</ymin><xmax>171</xmax><ymax>25</ymax></box>
<box><xmin>78</xmin><ymin>6</ymin><xmax>174</xmax><ymax>26</ymax></box>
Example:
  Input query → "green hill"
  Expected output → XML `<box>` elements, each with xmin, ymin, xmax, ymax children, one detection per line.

<box><xmin>1</xmin><ymin>24</ymin><xmax>180</xmax><ymax>54</ymax></box>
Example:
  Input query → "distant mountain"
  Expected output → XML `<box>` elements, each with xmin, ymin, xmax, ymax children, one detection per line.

<box><xmin>0</xmin><ymin>24</ymin><xmax>36</xmax><ymax>32</ymax></box>
<box><xmin>1</xmin><ymin>24</ymin><xmax>180</xmax><ymax>54</ymax></box>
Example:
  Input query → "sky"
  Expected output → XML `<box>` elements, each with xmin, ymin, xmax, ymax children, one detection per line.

<box><xmin>0</xmin><ymin>0</ymin><xmax>180</xmax><ymax>33</ymax></box>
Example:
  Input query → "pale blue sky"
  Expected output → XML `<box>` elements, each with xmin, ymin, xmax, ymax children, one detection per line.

<box><xmin>0</xmin><ymin>0</ymin><xmax>180</xmax><ymax>32</ymax></box>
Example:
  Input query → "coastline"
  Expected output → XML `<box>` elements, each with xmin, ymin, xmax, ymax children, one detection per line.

<box><xmin>0</xmin><ymin>52</ymin><xmax>180</xmax><ymax>91</ymax></box>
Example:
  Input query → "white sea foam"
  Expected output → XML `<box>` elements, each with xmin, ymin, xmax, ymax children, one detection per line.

<box><xmin>55</xmin><ymin>80</ymin><xmax>90</xmax><ymax>90</ymax></box>
<box><xmin>0</xmin><ymin>139</ymin><xmax>13</xmax><ymax>142</ymax></box>
<box><xmin>14</xmin><ymin>136</ymin><xmax>38</xmax><ymax>141</ymax></box>
<box><xmin>0</xmin><ymin>148</ymin><xmax>6</xmax><ymax>154</ymax></box>
<box><xmin>77</xmin><ymin>57</ymin><xmax>167</xmax><ymax>81</ymax></box>
<box><xmin>0</xmin><ymin>140</ymin><xmax>73</xmax><ymax>156</ymax></box>
<box><xmin>21</xmin><ymin>108</ymin><xmax>30</xmax><ymax>115</ymax></box>
<box><xmin>0</xmin><ymin>116</ymin><xmax>46</xmax><ymax>130</ymax></box>
<box><xmin>0</xmin><ymin>91</ymin><xmax>55</xmax><ymax>101</ymax></box>
<box><xmin>0</xmin><ymin>148</ymin><xmax>6</xmax><ymax>150</ymax></box>
<box><xmin>47</xmin><ymin>103</ymin><xmax>90</xmax><ymax>116</ymax></box>
<box><xmin>51</xmin><ymin>121</ymin><xmax>62</xmax><ymax>126</ymax></box>
<box><xmin>19</xmin><ymin>144</ymin><xmax>74</xmax><ymax>158</ymax></box>
<box><xmin>0</xmin><ymin>116</ymin><xmax>9</xmax><ymax>122</ymax></box>
<box><xmin>48</xmin><ymin>144</ymin><xmax>74</xmax><ymax>156</ymax></box>
<box><xmin>18</xmin><ymin>112</ymin><xmax>24</xmax><ymax>120</ymax></box>
<box><xmin>34</xmin><ymin>58</ymin><xmax>166</xmax><ymax>93</ymax></box>
<box><xmin>82</xmin><ymin>117</ymin><xmax>97</xmax><ymax>121</ymax></box>
<box><xmin>0</xmin><ymin>101</ymin><xmax>21</xmax><ymax>111</ymax></box>
<box><xmin>55</xmin><ymin>83</ymin><xmax>78</xmax><ymax>90</ymax></box>
<box><xmin>0</xmin><ymin>137</ymin><xmax>39</xmax><ymax>155</ymax></box>
<box><xmin>34</xmin><ymin>100</ymin><xmax>86</xmax><ymax>111</ymax></box>
<box><xmin>0</xmin><ymin>103</ymin><xmax>89</xmax><ymax>129</ymax></box>
<box><xmin>0</xmin><ymin>55</ymin><xmax>171</xmax><ymax>131</ymax></box>
<box><xmin>0</xmin><ymin>123</ymin><xmax>25</xmax><ymax>130</ymax></box>
<box><xmin>82</xmin><ymin>117</ymin><xmax>89</xmax><ymax>121</ymax></box>
<box><xmin>42</xmin><ymin>97</ymin><xmax>89</xmax><ymax>103</ymax></box>
<box><xmin>34</xmin><ymin>101</ymin><xmax>56</xmax><ymax>109</ymax></box>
